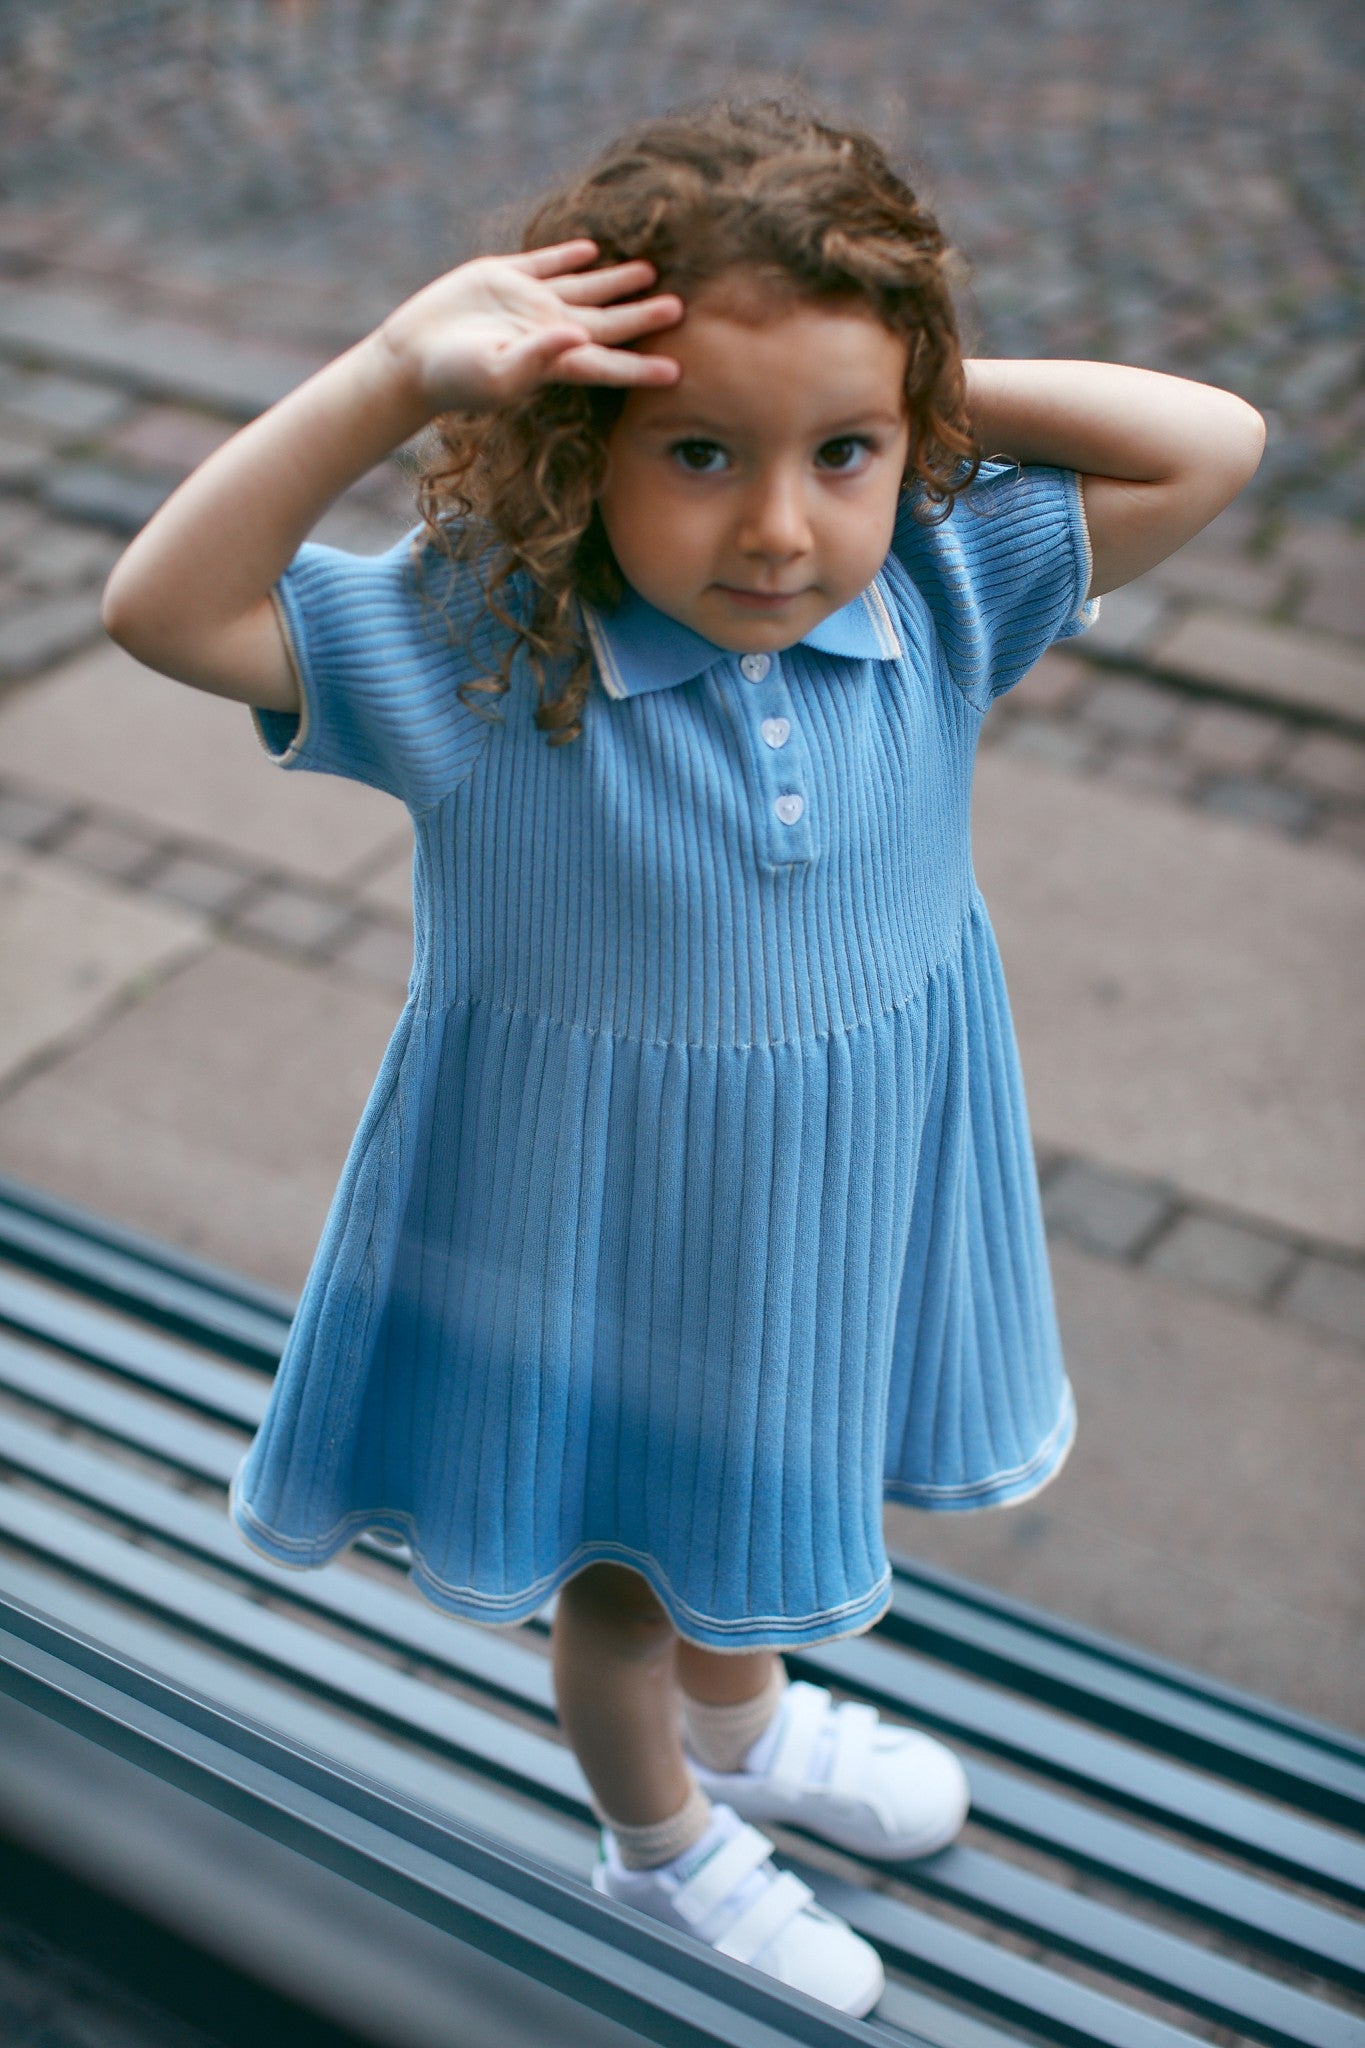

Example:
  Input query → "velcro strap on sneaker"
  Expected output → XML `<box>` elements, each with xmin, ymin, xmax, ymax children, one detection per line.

<box><xmin>765</xmin><ymin>1680</ymin><xmax>833</xmax><ymax>1793</ymax></box>
<box><xmin>712</xmin><ymin>1870</ymin><xmax>815</xmax><ymax>1965</ymax></box>
<box><xmin>673</xmin><ymin>1824</ymin><xmax>775</xmax><ymax>1927</ymax></box>
<box><xmin>825</xmin><ymin>1700</ymin><xmax>880</xmax><ymax>1800</ymax></box>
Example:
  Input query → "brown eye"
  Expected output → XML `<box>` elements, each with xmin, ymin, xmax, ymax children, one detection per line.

<box><xmin>671</xmin><ymin>439</ymin><xmax>728</xmax><ymax>473</ymax></box>
<box><xmin>816</xmin><ymin>437</ymin><xmax>871</xmax><ymax>473</ymax></box>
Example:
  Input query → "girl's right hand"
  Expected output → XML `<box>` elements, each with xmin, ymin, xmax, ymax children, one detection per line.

<box><xmin>374</xmin><ymin>240</ymin><xmax>684</xmax><ymax>414</ymax></box>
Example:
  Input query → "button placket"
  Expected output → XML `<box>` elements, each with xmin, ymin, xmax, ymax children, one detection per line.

<box><xmin>724</xmin><ymin>651</ymin><xmax>814</xmax><ymax>866</ymax></box>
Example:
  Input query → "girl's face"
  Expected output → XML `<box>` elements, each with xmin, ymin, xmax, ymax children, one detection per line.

<box><xmin>596</xmin><ymin>278</ymin><xmax>911</xmax><ymax>652</ymax></box>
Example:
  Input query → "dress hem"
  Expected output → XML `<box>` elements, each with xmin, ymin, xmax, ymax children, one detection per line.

<box><xmin>228</xmin><ymin>1462</ymin><xmax>894</xmax><ymax>1652</ymax></box>
<box><xmin>883</xmin><ymin>1383</ymin><xmax>1076</xmax><ymax>1513</ymax></box>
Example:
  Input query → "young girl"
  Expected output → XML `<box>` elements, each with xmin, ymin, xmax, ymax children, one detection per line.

<box><xmin>101</xmin><ymin>99</ymin><xmax>1264</xmax><ymax>2019</ymax></box>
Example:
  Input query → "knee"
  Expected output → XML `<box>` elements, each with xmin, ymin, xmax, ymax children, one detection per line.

<box><xmin>558</xmin><ymin>1562</ymin><xmax>674</xmax><ymax>1655</ymax></box>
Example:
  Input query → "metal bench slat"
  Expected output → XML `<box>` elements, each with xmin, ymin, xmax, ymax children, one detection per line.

<box><xmin>6</xmin><ymin>1334</ymin><xmax>1363</xmax><ymax>1907</ymax></box>
<box><xmin>5</xmin><ymin>1425</ymin><xmax>1350</xmax><ymax>2048</ymax></box>
<box><xmin>3</xmin><ymin>1476</ymin><xmax>1357</xmax><ymax>2047</ymax></box>
<box><xmin>1</xmin><ymin>1596</ymin><xmax>889</xmax><ymax>2048</ymax></box>
<box><xmin>802</xmin><ymin>1868</ymin><xmax>1207</xmax><ymax>2048</ymax></box>
<box><xmin>900</xmin><ymin>1843</ymin><xmax>1364</xmax><ymax>2048</ymax></box>
<box><xmin>0</xmin><ymin>1549</ymin><xmax>588</xmax><ymax>1875</ymax></box>
<box><xmin>0</xmin><ymin>1270</ymin><xmax>267</xmax><ymax>1427</ymax></box>
<box><xmin>0</xmin><ymin>1327</ymin><xmax>257</xmax><ymax>1471</ymax></box>
<box><xmin>7</xmin><ymin>1403</ymin><xmax>1361</xmax><ymax>1996</ymax></box>
<box><xmin>0</xmin><ymin>1558</ymin><xmax>1029</xmax><ymax>2048</ymax></box>
<box><xmin>8</xmin><ymin>1406</ymin><xmax>1361</xmax><ymax>2002</ymax></box>
<box><xmin>879</xmin><ymin>1573</ymin><xmax>1365</xmax><ymax>1823</ymax></box>
<box><xmin>1</xmin><ymin>1408</ymin><xmax>557</xmax><ymax>1712</ymax></box>
<box><xmin>807</xmin><ymin>1631</ymin><xmax>1365</xmax><ymax>1903</ymax></box>
<box><xmin>0</xmin><ymin>1174</ymin><xmax>292</xmax><ymax>1367</ymax></box>
<box><xmin>0</xmin><ymin>1545</ymin><xmax>1215</xmax><ymax>2048</ymax></box>
<box><xmin>0</xmin><ymin>1480</ymin><xmax>586</xmax><ymax>1810</ymax></box>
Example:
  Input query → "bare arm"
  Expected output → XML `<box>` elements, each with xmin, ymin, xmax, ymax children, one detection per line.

<box><xmin>963</xmin><ymin>360</ymin><xmax>1266</xmax><ymax>599</ymax></box>
<box><xmin>100</xmin><ymin>242</ymin><xmax>683</xmax><ymax>712</ymax></box>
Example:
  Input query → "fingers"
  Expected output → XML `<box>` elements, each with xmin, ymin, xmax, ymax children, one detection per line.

<box><xmin>571</xmin><ymin>293</ymin><xmax>685</xmax><ymax>348</ymax></box>
<box><xmin>508</xmin><ymin>239</ymin><xmax>601</xmax><ymax>278</ymax></box>
<box><xmin>553</xmin><ymin>259</ymin><xmax>662</xmax><ymax>306</ymax></box>
<box><xmin>550</xmin><ymin>342</ymin><xmax>682</xmax><ymax>389</ymax></box>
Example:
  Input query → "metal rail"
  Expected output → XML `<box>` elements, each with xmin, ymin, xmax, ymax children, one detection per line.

<box><xmin>0</xmin><ymin>1171</ymin><xmax>1361</xmax><ymax>2047</ymax></box>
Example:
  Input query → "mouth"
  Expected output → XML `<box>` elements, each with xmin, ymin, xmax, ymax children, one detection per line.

<box><xmin>714</xmin><ymin>585</ymin><xmax>808</xmax><ymax>610</ymax></box>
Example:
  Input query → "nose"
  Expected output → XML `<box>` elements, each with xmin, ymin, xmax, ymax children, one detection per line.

<box><xmin>736</xmin><ymin>464</ymin><xmax>812</xmax><ymax>561</ymax></box>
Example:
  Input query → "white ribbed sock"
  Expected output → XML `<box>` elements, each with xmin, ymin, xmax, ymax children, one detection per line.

<box><xmin>680</xmin><ymin>1658</ymin><xmax>789</xmax><ymax>1772</ymax></box>
<box><xmin>595</xmin><ymin>1772</ymin><xmax>715</xmax><ymax>1871</ymax></box>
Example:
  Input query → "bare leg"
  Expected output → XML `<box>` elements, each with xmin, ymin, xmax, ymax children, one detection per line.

<box><xmin>675</xmin><ymin>1638</ymin><xmax>780</xmax><ymax>1706</ymax></box>
<box><xmin>551</xmin><ymin>1561</ymin><xmax>691</xmax><ymax>1826</ymax></box>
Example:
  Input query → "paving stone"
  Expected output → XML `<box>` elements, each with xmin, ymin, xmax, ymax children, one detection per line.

<box><xmin>1096</xmin><ymin>746</ymin><xmax>1197</xmax><ymax>800</ymax></box>
<box><xmin>0</xmin><ymin>840</ymin><xmax>205</xmax><ymax>1087</ymax></box>
<box><xmin>994</xmin><ymin>717</ymin><xmax>1095</xmax><ymax>773</ymax></box>
<box><xmin>1041</xmin><ymin>1159</ymin><xmax>1171</xmax><ymax>1257</ymax></box>
<box><xmin>1077</xmin><ymin>674</ymin><xmax>1185</xmax><ymax>744</ymax></box>
<box><xmin>1008</xmin><ymin>651</ymin><xmax>1093</xmax><ymax>714</ymax></box>
<box><xmin>0</xmin><ymin>284</ymin><xmax>325</xmax><ymax>417</ymax></box>
<box><xmin>1279</xmin><ymin>731</ymin><xmax>1365</xmax><ymax>801</ymax></box>
<box><xmin>353</xmin><ymin>838</ymin><xmax>415</xmax><ymax>918</ymax></box>
<box><xmin>142</xmin><ymin>853</ymin><xmax>257</xmax><ymax>915</ymax></box>
<box><xmin>231</xmin><ymin>884</ymin><xmax>355</xmax><ymax>952</ymax></box>
<box><xmin>0</xmin><ymin>589</ymin><xmax>105</xmax><ymax>677</ymax></box>
<box><xmin>103</xmin><ymin>403</ymin><xmax>237</xmax><ymax>477</ymax></box>
<box><xmin>1143</xmin><ymin>550</ymin><xmax>1289</xmax><ymax>613</ymax></box>
<box><xmin>0</xmin><ymin>788</ymin><xmax>72</xmax><ymax>846</ymax></box>
<box><xmin>0</xmin><ymin>368</ymin><xmax>134</xmax><ymax>441</ymax></box>
<box><xmin>1319</xmin><ymin>812</ymin><xmax>1365</xmax><ymax>860</ymax></box>
<box><xmin>0</xmin><ymin>639</ymin><xmax>406</xmax><ymax>885</ymax></box>
<box><xmin>1152</xmin><ymin>608</ymin><xmax>1365</xmax><ymax>724</ymax></box>
<box><xmin>1177</xmin><ymin>701</ymin><xmax>1286</xmax><ymax>774</ymax></box>
<box><xmin>1195</xmin><ymin>775</ymin><xmax>1318</xmax><ymax>835</ymax></box>
<box><xmin>42</xmin><ymin>460</ymin><xmax>174</xmax><ymax>533</ymax></box>
<box><xmin>0</xmin><ymin>429</ymin><xmax>46</xmax><ymax>485</ymax></box>
<box><xmin>889</xmin><ymin>1240</ymin><xmax>1365</xmax><ymax>1731</ymax></box>
<box><xmin>0</xmin><ymin>495</ymin><xmax>43</xmax><ymax>555</ymax></box>
<box><xmin>1079</xmin><ymin>581</ymin><xmax>1173</xmax><ymax>660</ymax></box>
<box><xmin>1299</xmin><ymin>562</ymin><xmax>1365</xmax><ymax>639</ymax></box>
<box><xmin>332</xmin><ymin>917</ymin><xmax>413</xmax><ymax>989</ymax></box>
<box><xmin>57</xmin><ymin>817</ymin><xmax>159</xmax><ymax>882</ymax></box>
<box><xmin>0</xmin><ymin>942</ymin><xmax>402</xmax><ymax>1292</ymax></box>
<box><xmin>1276</xmin><ymin>519</ymin><xmax>1365</xmax><ymax>580</ymax></box>
<box><xmin>1279</xmin><ymin>1256</ymin><xmax>1365</xmax><ymax>1348</ymax></box>
<box><xmin>1146</xmin><ymin>1212</ymin><xmax>1297</xmax><ymax>1303</ymax></box>
<box><xmin>9</xmin><ymin>519</ymin><xmax>123</xmax><ymax>593</ymax></box>
<box><xmin>974</xmin><ymin>749</ymin><xmax>1365</xmax><ymax>1246</ymax></box>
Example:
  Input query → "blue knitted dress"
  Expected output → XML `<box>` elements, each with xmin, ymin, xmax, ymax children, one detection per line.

<box><xmin>228</xmin><ymin>459</ymin><xmax>1098</xmax><ymax>1650</ymax></box>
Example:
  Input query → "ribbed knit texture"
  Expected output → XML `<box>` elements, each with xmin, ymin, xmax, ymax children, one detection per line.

<box><xmin>229</xmin><ymin>461</ymin><xmax>1095</xmax><ymax>1649</ymax></box>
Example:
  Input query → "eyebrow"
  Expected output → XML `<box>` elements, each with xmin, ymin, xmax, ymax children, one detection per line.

<box><xmin>641</xmin><ymin>409</ymin><xmax>905</xmax><ymax>436</ymax></box>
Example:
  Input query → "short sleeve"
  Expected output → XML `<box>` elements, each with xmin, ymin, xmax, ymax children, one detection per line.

<box><xmin>890</xmin><ymin>460</ymin><xmax>1100</xmax><ymax>712</ymax></box>
<box><xmin>252</xmin><ymin>526</ymin><xmax>498</xmax><ymax>811</ymax></box>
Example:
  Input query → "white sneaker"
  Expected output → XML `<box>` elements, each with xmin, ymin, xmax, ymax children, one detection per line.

<box><xmin>591</xmin><ymin>1801</ymin><xmax>884</xmax><ymax>2017</ymax></box>
<box><xmin>685</xmin><ymin>1680</ymin><xmax>970</xmax><ymax>1861</ymax></box>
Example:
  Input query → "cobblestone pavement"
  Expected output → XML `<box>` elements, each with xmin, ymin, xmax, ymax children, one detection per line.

<box><xmin>0</xmin><ymin>13</ymin><xmax>1363</xmax><ymax>2029</ymax></box>
<box><xmin>2</xmin><ymin>0</ymin><xmax>1363</xmax><ymax>520</ymax></box>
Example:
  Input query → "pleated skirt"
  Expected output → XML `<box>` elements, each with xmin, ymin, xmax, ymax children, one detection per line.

<box><xmin>230</xmin><ymin>892</ymin><xmax>1073</xmax><ymax>1650</ymax></box>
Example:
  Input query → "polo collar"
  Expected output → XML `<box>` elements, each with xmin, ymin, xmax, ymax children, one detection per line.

<box><xmin>581</xmin><ymin>574</ymin><xmax>904</xmax><ymax>701</ymax></box>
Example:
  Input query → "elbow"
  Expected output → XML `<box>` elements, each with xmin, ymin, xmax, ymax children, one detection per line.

<box><xmin>1236</xmin><ymin>395</ymin><xmax>1268</xmax><ymax>480</ymax></box>
<box><xmin>1221</xmin><ymin>392</ymin><xmax>1267</xmax><ymax>493</ymax></box>
<box><xmin>99</xmin><ymin>567</ymin><xmax>134</xmax><ymax>646</ymax></box>
<box><xmin>100</xmin><ymin>566</ymin><xmax>155</xmax><ymax>656</ymax></box>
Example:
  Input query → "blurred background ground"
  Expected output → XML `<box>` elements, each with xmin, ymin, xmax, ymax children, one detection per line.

<box><xmin>0</xmin><ymin>0</ymin><xmax>1361</xmax><ymax>1752</ymax></box>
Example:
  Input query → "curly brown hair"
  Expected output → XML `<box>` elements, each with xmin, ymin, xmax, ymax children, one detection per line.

<box><xmin>414</xmin><ymin>96</ymin><xmax>982</xmax><ymax>746</ymax></box>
